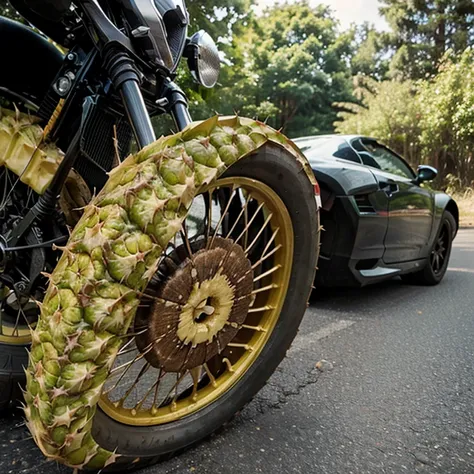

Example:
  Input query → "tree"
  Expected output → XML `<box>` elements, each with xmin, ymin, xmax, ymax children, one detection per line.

<box><xmin>417</xmin><ymin>48</ymin><xmax>474</xmax><ymax>186</ymax></box>
<box><xmin>335</xmin><ymin>76</ymin><xmax>422</xmax><ymax>164</ymax></box>
<box><xmin>349</xmin><ymin>23</ymin><xmax>391</xmax><ymax>79</ymax></box>
<box><xmin>240</xmin><ymin>1</ymin><xmax>353</xmax><ymax>137</ymax></box>
<box><xmin>380</xmin><ymin>0</ymin><xmax>474</xmax><ymax>78</ymax></box>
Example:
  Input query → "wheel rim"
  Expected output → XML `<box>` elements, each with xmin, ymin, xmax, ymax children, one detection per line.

<box><xmin>99</xmin><ymin>176</ymin><xmax>294</xmax><ymax>426</ymax></box>
<box><xmin>430</xmin><ymin>222</ymin><xmax>449</xmax><ymax>275</ymax></box>
<box><xmin>0</xmin><ymin>168</ymin><xmax>37</xmax><ymax>345</ymax></box>
<box><xmin>0</xmin><ymin>92</ymin><xmax>39</xmax><ymax>345</ymax></box>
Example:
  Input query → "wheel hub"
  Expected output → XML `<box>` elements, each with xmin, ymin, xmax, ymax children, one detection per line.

<box><xmin>135</xmin><ymin>237</ymin><xmax>254</xmax><ymax>372</ymax></box>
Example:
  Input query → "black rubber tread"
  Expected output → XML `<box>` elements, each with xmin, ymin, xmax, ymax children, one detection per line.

<box><xmin>89</xmin><ymin>144</ymin><xmax>320</xmax><ymax>471</ymax></box>
<box><xmin>401</xmin><ymin>211</ymin><xmax>456</xmax><ymax>286</ymax></box>
<box><xmin>0</xmin><ymin>343</ymin><xmax>29</xmax><ymax>413</ymax></box>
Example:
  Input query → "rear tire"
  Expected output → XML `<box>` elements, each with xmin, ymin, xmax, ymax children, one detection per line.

<box><xmin>401</xmin><ymin>211</ymin><xmax>456</xmax><ymax>286</ymax></box>
<box><xmin>0</xmin><ymin>32</ymin><xmax>61</xmax><ymax>413</ymax></box>
<box><xmin>0</xmin><ymin>344</ymin><xmax>28</xmax><ymax>413</ymax></box>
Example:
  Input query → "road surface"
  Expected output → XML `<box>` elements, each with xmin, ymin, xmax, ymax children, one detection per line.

<box><xmin>1</xmin><ymin>229</ymin><xmax>473</xmax><ymax>474</ymax></box>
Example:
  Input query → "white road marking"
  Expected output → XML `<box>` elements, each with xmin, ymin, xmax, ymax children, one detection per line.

<box><xmin>448</xmin><ymin>267</ymin><xmax>474</xmax><ymax>273</ymax></box>
<box><xmin>290</xmin><ymin>320</ymin><xmax>355</xmax><ymax>353</ymax></box>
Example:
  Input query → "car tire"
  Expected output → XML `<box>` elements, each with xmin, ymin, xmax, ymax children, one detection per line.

<box><xmin>401</xmin><ymin>211</ymin><xmax>456</xmax><ymax>286</ymax></box>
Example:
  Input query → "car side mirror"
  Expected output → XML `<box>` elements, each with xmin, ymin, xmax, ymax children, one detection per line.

<box><xmin>415</xmin><ymin>165</ymin><xmax>437</xmax><ymax>185</ymax></box>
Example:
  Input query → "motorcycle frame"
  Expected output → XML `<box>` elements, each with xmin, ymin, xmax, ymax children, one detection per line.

<box><xmin>6</xmin><ymin>0</ymin><xmax>193</xmax><ymax>246</ymax></box>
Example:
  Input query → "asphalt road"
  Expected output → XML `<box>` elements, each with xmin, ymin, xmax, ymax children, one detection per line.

<box><xmin>1</xmin><ymin>229</ymin><xmax>473</xmax><ymax>474</ymax></box>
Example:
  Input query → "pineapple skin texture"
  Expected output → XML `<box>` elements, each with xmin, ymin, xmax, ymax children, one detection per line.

<box><xmin>23</xmin><ymin>115</ymin><xmax>316</xmax><ymax>470</ymax></box>
<box><xmin>0</xmin><ymin>108</ymin><xmax>64</xmax><ymax>194</ymax></box>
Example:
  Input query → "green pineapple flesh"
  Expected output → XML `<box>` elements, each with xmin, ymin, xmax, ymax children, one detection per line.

<box><xmin>23</xmin><ymin>114</ymin><xmax>316</xmax><ymax>470</ymax></box>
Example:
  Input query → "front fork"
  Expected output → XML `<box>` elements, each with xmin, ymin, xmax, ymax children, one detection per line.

<box><xmin>8</xmin><ymin>48</ymin><xmax>191</xmax><ymax>246</ymax></box>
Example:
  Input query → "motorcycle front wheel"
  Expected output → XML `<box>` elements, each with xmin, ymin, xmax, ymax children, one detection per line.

<box><xmin>24</xmin><ymin>117</ymin><xmax>320</xmax><ymax>470</ymax></box>
<box><xmin>90</xmin><ymin>145</ymin><xmax>320</xmax><ymax>470</ymax></box>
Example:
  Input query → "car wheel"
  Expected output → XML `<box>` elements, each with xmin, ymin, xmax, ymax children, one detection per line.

<box><xmin>401</xmin><ymin>211</ymin><xmax>456</xmax><ymax>286</ymax></box>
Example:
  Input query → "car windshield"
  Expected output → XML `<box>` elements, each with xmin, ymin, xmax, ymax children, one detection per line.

<box><xmin>294</xmin><ymin>136</ymin><xmax>361</xmax><ymax>164</ymax></box>
<box><xmin>354</xmin><ymin>139</ymin><xmax>415</xmax><ymax>179</ymax></box>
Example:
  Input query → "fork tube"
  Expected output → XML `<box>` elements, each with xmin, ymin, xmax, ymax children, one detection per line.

<box><xmin>120</xmin><ymin>80</ymin><xmax>156</xmax><ymax>148</ymax></box>
<box><xmin>104</xmin><ymin>49</ymin><xmax>156</xmax><ymax>148</ymax></box>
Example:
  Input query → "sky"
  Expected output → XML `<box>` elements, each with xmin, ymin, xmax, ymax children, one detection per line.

<box><xmin>255</xmin><ymin>0</ymin><xmax>390</xmax><ymax>31</ymax></box>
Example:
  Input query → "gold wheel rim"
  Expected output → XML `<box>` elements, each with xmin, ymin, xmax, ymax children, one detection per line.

<box><xmin>0</xmin><ymin>327</ymin><xmax>32</xmax><ymax>345</ymax></box>
<box><xmin>0</xmin><ymin>288</ymin><xmax>34</xmax><ymax>345</ymax></box>
<box><xmin>99</xmin><ymin>176</ymin><xmax>294</xmax><ymax>426</ymax></box>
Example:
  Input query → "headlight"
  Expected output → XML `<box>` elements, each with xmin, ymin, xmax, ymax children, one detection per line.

<box><xmin>186</xmin><ymin>30</ymin><xmax>220</xmax><ymax>88</ymax></box>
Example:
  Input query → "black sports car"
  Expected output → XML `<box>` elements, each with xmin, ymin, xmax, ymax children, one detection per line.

<box><xmin>293</xmin><ymin>135</ymin><xmax>459</xmax><ymax>287</ymax></box>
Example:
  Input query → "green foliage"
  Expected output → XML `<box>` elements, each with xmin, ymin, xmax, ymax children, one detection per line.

<box><xmin>349</xmin><ymin>23</ymin><xmax>391</xmax><ymax>79</ymax></box>
<box><xmin>380</xmin><ymin>0</ymin><xmax>474</xmax><ymax>79</ymax></box>
<box><xmin>336</xmin><ymin>49</ymin><xmax>474</xmax><ymax>188</ymax></box>
<box><xmin>417</xmin><ymin>48</ymin><xmax>474</xmax><ymax>186</ymax></box>
<box><xmin>335</xmin><ymin>77</ymin><xmax>422</xmax><ymax>164</ymax></box>
<box><xmin>237</xmin><ymin>2</ymin><xmax>353</xmax><ymax>137</ymax></box>
<box><xmin>2</xmin><ymin>0</ymin><xmax>472</xmax><ymax>188</ymax></box>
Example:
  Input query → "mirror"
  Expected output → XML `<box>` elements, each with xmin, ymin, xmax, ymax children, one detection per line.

<box><xmin>186</xmin><ymin>30</ymin><xmax>220</xmax><ymax>88</ymax></box>
<box><xmin>416</xmin><ymin>165</ymin><xmax>438</xmax><ymax>184</ymax></box>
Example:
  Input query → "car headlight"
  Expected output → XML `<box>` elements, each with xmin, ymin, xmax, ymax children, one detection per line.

<box><xmin>186</xmin><ymin>30</ymin><xmax>220</xmax><ymax>88</ymax></box>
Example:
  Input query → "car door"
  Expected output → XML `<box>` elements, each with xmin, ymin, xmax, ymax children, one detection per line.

<box><xmin>351</xmin><ymin>138</ymin><xmax>434</xmax><ymax>264</ymax></box>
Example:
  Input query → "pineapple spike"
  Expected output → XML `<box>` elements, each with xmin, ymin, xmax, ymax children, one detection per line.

<box><xmin>23</xmin><ymin>114</ymin><xmax>317</xmax><ymax>470</ymax></box>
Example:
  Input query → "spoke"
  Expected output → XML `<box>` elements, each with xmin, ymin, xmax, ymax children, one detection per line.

<box><xmin>248</xmin><ymin>305</ymin><xmax>274</xmax><ymax>313</ymax></box>
<box><xmin>116</xmin><ymin>328</ymin><xmax>148</xmax><ymax>339</ymax></box>
<box><xmin>251</xmin><ymin>244</ymin><xmax>282</xmax><ymax>270</ymax></box>
<box><xmin>243</xmin><ymin>197</ymin><xmax>249</xmax><ymax>250</ymax></box>
<box><xmin>205</xmin><ymin>189</ymin><xmax>213</xmax><ymax>245</ymax></box>
<box><xmin>253</xmin><ymin>264</ymin><xmax>282</xmax><ymax>283</ymax></box>
<box><xmin>171</xmin><ymin>374</ymin><xmax>182</xmax><ymax>411</ymax></box>
<box><xmin>245</xmin><ymin>212</ymin><xmax>273</xmax><ymax>255</ymax></box>
<box><xmin>251</xmin><ymin>283</ymin><xmax>280</xmax><ymax>295</ymax></box>
<box><xmin>0</xmin><ymin>145</ymin><xmax>41</xmax><ymax>212</ymax></box>
<box><xmin>134</xmin><ymin>368</ymin><xmax>165</xmax><ymax>412</ymax></box>
<box><xmin>227</xmin><ymin>342</ymin><xmax>254</xmax><ymax>351</ymax></box>
<box><xmin>151</xmin><ymin>368</ymin><xmax>164</xmax><ymax>414</ymax></box>
<box><xmin>189</xmin><ymin>366</ymin><xmax>202</xmax><ymax>402</ymax></box>
<box><xmin>109</xmin><ymin>344</ymin><xmax>153</xmax><ymax>376</ymax></box>
<box><xmin>104</xmin><ymin>347</ymin><xmax>146</xmax><ymax>395</ymax></box>
<box><xmin>103</xmin><ymin>360</ymin><xmax>135</xmax><ymax>395</ymax></box>
<box><xmin>0</xmin><ymin>298</ymin><xmax>4</xmax><ymax>336</ymax></box>
<box><xmin>203</xmin><ymin>362</ymin><xmax>217</xmax><ymax>387</ymax></box>
<box><xmin>240</xmin><ymin>323</ymin><xmax>267</xmax><ymax>332</ymax></box>
<box><xmin>12</xmin><ymin>304</ymin><xmax>31</xmax><ymax>336</ymax></box>
<box><xmin>233</xmin><ymin>202</ymin><xmax>265</xmax><ymax>247</ymax></box>
<box><xmin>159</xmin><ymin>372</ymin><xmax>187</xmax><ymax>409</ymax></box>
<box><xmin>224</xmin><ymin>192</ymin><xmax>252</xmax><ymax>240</ymax></box>
<box><xmin>117</xmin><ymin>338</ymin><xmax>139</xmax><ymax>356</ymax></box>
<box><xmin>139</xmin><ymin>291</ymin><xmax>183</xmax><ymax>308</ymax></box>
<box><xmin>208</xmin><ymin>187</ymin><xmax>237</xmax><ymax>249</ymax></box>
<box><xmin>222</xmin><ymin>357</ymin><xmax>235</xmax><ymax>373</ymax></box>
<box><xmin>117</xmin><ymin>362</ymin><xmax>151</xmax><ymax>407</ymax></box>
<box><xmin>180</xmin><ymin>222</ymin><xmax>193</xmax><ymax>258</ymax></box>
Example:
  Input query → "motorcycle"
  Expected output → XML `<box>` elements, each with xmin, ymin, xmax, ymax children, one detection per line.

<box><xmin>0</xmin><ymin>0</ymin><xmax>320</xmax><ymax>470</ymax></box>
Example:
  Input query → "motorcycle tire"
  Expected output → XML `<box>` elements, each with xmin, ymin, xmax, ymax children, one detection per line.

<box><xmin>92</xmin><ymin>144</ymin><xmax>319</xmax><ymax>471</ymax></box>
<box><xmin>0</xmin><ymin>29</ymin><xmax>62</xmax><ymax>412</ymax></box>
<box><xmin>25</xmin><ymin>126</ymin><xmax>320</xmax><ymax>471</ymax></box>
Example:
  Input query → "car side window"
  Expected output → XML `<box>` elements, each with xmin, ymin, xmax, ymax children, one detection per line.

<box><xmin>298</xmin><ymin>137</ymin><xmax>361</xmax><ymax>164</ymax></box>
<box><xmin>354</xmin><ymin>139</ymin><xmax>415</xmax><ymax>179</ymax></box>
